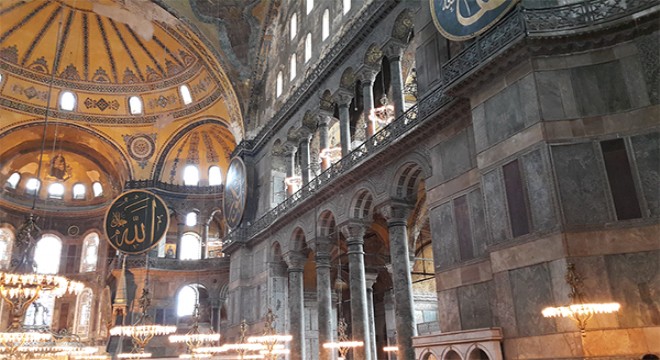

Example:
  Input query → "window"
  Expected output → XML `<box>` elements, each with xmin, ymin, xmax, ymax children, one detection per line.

<box><xmin>129</xmin><ymin>96</ymin><xmax>143</xmax><ymax>115</ymax></box>
<box><xmin>0</xmin><ymin>228</ymin><xmax>14</xmax><ymax>269</ymax></box>
<box><xmin>73</xmin><ymin>183</ymin><xmax>86</xmax><ymax>199</ymax></box>
<box><xmin>183</xmin><ymin>165</ymin><xmax>199</xmax><ymax>186</ymax></box>
<box><xmin>453</xmin><ymin>195</ymin><xmax>474</xmax><ymax>260</ymax></box>
<box><xmin>290</xmin><ymin>54</ymin><xmax>297</xmax><ymax>80</ymax></box>
<box><xmin>74</xmin><ymin>288</ymin><xmax>93</xmax><ymax>338</ymax></box>
<box><xmin>180</xmin><ymin>232</ymin><xmax>201</xmax><ymax>260</ymax></box>
<box><xmin>276</xmin><ymin>72</ymin><xmax>283</xmax><ymax>98</ymax></box>
<box><xmin>186</xmin><ymin>212</ymin><xmax>198</xmax><ymax>227</ymax></box>
<box><xmin>24</xmin><ymin>293</ymin><xmax>55</xmax><ymax>328</ymax></box>
<box><xmin>60</xmin><ymin>91</ymin><xmax>76</xmax><ymax>111</ymax></box>
<box><xmin>601</xmin><ymin>139</ymin><xmax>642</xmax><ymax>220</ymax></box>
<box><xmin>208</xmin><ymin>166</ymin><xmax>222</xmax><ymax>186</ymax></box>
<box><xmin>305</xmin><ymin>33</ymin><xmax>312</xmax><ymax>63</ymax></box>
<box><xmin>6</xmin><ymin>172</ymin><xmax>20</xmax><ymax>189</ymax></box>
<box><xmin>306</xmin><ymin>0</ymin><xmax>314</xmax><ymax>14</ymax></box>
<box><xmin>34</xmin><ymin>234</ymin><xmax>62</xmax><ymax>274</ymax></box>
<box><xmin>25</xmin><ymin>178</ymin><xmax>41</xmax><ymax>195</ymax></box>
<box><xmin>322</xmin><ymin>9</ymin><xmax>330</xmax><ymax>40</ymax></box>
<box><xmin>503</xmin><ymin>159</ymin><xmax>530</xmax><ymax>237</ymax></box>
<box><xmin>48</xmin><ymin>183</ymin><xmax>65</xmax><ymax>199</ymax></box>
<box><xmin>343</xmin><ymin>0</ymin><xmax>351</xmax><ymax>14</ymax></box>
<box><xmin>180</xmin><ymin>85</ymin><xmax>192</xmax><ymax>105</ymax></box>
<box><xmin>177</xmin><ymin>285</ymin><xmax>199</xmax><ymax>317</ymax></box>
<box><xmin>92</xmin><ymin>182</ymin><xmax>103</xmax><ymax>197</ymax></box>
<box><xmin>290</xmin><ymin>13</ymin><xmax>297</xmax><ymax>40</ymax></box>
<box><xmin>80</xmin><ymin>233</ymin><xmax>99</xmax><ymax>272</ymax></box>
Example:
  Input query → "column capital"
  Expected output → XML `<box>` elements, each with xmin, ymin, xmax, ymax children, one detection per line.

<box><xmin>357</xmin><ymin>66</ymin><xmax>379</xmax><ymax>84</ymax></box>
<box><xmin>318</xmin><ymin>110</ymin><xmax>333</xmax><ymax>124</ymax></box>
<box><xmin>364</xmin><ymin>272</ymin><xmax>379</xmax><ymax>289</ymax></box>
<box><xmin>383</xmin><ymin>39</ymin><xmax>406</xmax><ymax>60</ymax></box>
<box><xmin>297</xmin><ymin>128</ymin><xmax>314</xmax><ymax>143</ymax></box>
<box><xmin>302</xmin><ymin>113</ymin><xmax>318</xmax><ymax>133</ymax></box>
<box><xmin>333</xmin><ymin>89</ymin><xmax>353</xmax><ymax>106</ymax></box>
<box><xmin>340</xmin><ymin>220</ymin><xmax>366</xmax><ymax>244</ymax></box>
<box><xmin>282</xmin><ymin>141</ymin><xmax>298</xmax><ymax>155</ymax></box>
<box><xmin>310</xmin><ymin>236</ymin><xmax>333</xmax><ymax>256</ymax></box>
<box><xmin>284</xmin><ymin>251</ymin><xmax>307</xmax><ymax>271</ymax></box>
<box><xmin>377</xmin><ymin>200</ymin><xmax>413</xmax><ymax>225</ymax></box>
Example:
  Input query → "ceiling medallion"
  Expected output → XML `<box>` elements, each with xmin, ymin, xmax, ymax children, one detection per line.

<box><xmin>124</xmin><ymin>134</ymin><xmax>157</xmax><ymax>169</ymax></box>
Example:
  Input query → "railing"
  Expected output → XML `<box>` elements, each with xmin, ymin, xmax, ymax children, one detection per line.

<box><xmin>124</xmin><ymin>179</ymin><xmax>224</xmax><ymax>195</ymax></box>
<box><xmin>107</xmin><ymin>256</ymin><xmax>229</xmax><ymax>270</ymax></box>
<box><xmin>225</xmin><ymin>0</ymin><xmax>657</xmax><ymax>246</ymax></box>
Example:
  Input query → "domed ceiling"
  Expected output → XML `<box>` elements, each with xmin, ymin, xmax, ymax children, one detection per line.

<box><xmin>0</xmin><ymin>0</ymin><xmax>245</xmax><ymax>214</ymax></box>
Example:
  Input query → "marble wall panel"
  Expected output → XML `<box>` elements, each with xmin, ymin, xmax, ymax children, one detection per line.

<box><xmin>605</xmin><ymin>250</ymin><xmax>660</xmax><ymax>328</ymax></box>
<box><xmin>482</xmin><ymin>169</ymin><xmax>509</xmax><ymax>244</ymax></box>
<box><xmin>522</xmin><ymin>148</ymin><xmax>558</xmax><ymax>233</ymax></box>
<box><xmin>484</xmin><ymin>83</ymin><xmax>526</xmax><ymax>147</ymax></box>
<box><xmin>635</xmin><ymin>32</ymin><xmax>659</xmax><ymax>104</ymax></box>
<box><xmin>430</xmin><ymin>202</ymin><xmax>460</xmax><ymax>269</ymax></box>
<box><xmin>492</xmin><ymin>271</ymin><xmax>518</xmax><ymax>337</ymax></box>
<box><xmin>631</xmin><ymin>132</ymin><xmax>660</xmax><ymax>217</ymax></box>
<box><xmin>467</xmin><ymin>188</ymin><xmax>488</xmax><ymax>258</ymax></box>
<box><xmin>571</xmin><ymin>60</ymin><xmax>631</xmax><ymax>117</ymax></box>
<box><xmin>551</xmin><ymin>142</ymin><xmax>612</xmax><ymax>226</ymax></box>
<box><xmin>457</xmin><ymin>281</ymin><xmax>494</xmax><ymax>330</ymax></box>
<box><xmin>435</xmin><ymin>128</ymin><xmax>475</xmax><ymax>183</ymax></box>
<box><xmin>509</xmin><ymin>263</ymin><xmax>557</xmax><ymax>336</ymax></box>
<box><xmin>436</xmin><ymin>288</ymin><xmax>461</xmax><ymax>332</ymax></box>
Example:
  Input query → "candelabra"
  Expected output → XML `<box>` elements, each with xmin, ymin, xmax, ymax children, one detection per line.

<box><xmin>247</xmin><ymin>309</ymin><xmax>291</xmax><ymax>360</ymax></box>
<box><xmin>195</xmin><ymin>319</ymin><xmax>265</xmax><ymax>359</ymax></box>
<box><xmin>169</xmin><ymin>304</ymin><xmax>220</xmax><ymax>358</ymax></box>
<box><xmin>322</xmin><ymin>318</ymin><xmax>363</xmax><ymax>360</ymax></box>
<box><xmin>542</xmin><ymin>263</ymin><xmax>620</xmax><ymax>337</ymax></box>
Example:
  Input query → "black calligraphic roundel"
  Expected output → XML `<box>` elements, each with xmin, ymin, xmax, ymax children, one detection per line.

<box><xmin>223</xmin><ymin>157</ymin><xmax>247</xmax><ymax>230</ymax></box>
<box><xmin>430</xmin><ymin>0</ymin><xmax>518</xmax><ymax>41</ymax></box>
<box><xmin>104</xmin><ymin>190</ymin><xmax>170</xmax><ymax>255</ymax></box>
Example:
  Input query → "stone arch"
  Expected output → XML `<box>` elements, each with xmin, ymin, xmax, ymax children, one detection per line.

<box><xmin>442</xmin><ymin>348</ymin><xmax>463</xmax><ymax>360</ymax></box>
<box><xmin>317</xmin><ymin>210</ymin><xmax>337</xmax><ymax>238</ymax></box>
<box><xmin>389</xmin><ymin>152</ymin><xmax>432</xmax><ymax>201</ymax></box>
<box><xmin>419</xmin><ymin>349</ymin><xmax>440</xmax><ymax>360</ymax></box>
<box><xmin>391</xmin><ymin>8</ymin><xmax>415</xmax><ymax>43</ymax></box>
<box><xmin>270</xmin><ymin>241</ymin><xmax>285</xmax><ymax>262</ymax></box>
<box><xmin>320</xmin><ymin>89</ymin><xmax>335</xmax><ymax>112</ymax></box>
<box><xmin>339</xmin><ymin>67</ymin><xmax>356</xmax><ymax>90</ymax></box>
<box><xmin>466</xmin><ymin>345</ymin><xmax>492</xmax><ymax>360</ymax></box>
<box><xmin>290</xmin><ymin>226</ymin><xmax>307</xmax><ymax>251</ymax></box>
<box><xmin>349</xmin><ymin>187</ymin><xmax>375</xmax><ymax>220</ymax></box>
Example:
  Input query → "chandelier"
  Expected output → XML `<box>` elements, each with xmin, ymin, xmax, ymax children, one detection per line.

<box><xmin>542</xmin><ymin>263</ymin><xmax>620</xmax><ymax>337</ymax></box>
<box><xmin>322</xmin><ymin>318</ymin><xmax>363</xmax><ymax>360</ymax></box>
<box><xmin>246</xmin><ymin>309</ymin><xmax>292</xmax><ymax>360</ymax></box>
<box><xmin>194</xmin><ymin>320</ymin><xmax>265</xmax><ymax>359</ymax></box>
<box><xmin>111</xmin><ymin>258</ymin><xmax>176</xmax><ymax>357</ymax></box>
<box><xmin>169</xmin><ymin>304</ymin><xmax>220</xmax><ymax>358</ymax></box>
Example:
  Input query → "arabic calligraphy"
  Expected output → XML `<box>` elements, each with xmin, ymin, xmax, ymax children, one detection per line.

<box><xmin>223</xmin><ymin>157</ymin><xmax>246</xmax><ymax>230</ymax></box>
<box><xmin>431</xmin><ymin>0</ymin><xmax>517</xmax><ymax>40</ymax></box>
<box><xmin>104</xmin><ymin>190</ymin><xmax>169</xmax><ymax>254</ymax></box>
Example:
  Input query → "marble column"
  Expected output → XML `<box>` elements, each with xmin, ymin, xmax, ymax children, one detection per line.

<box><xmin>201</xmin><ymin>221</ymin><xmax>209</xmax><ymax>259</ymax></box>
<box><xmin>315</xmin><ymin>237</ymin><xmax>334</xmax><ymax>360</ymax></box>
<box><xmin>318</xmin><ymin>112</ymin><xmax>331</xmax><ymax>171</ymax></box>
<box><xmin>299</xmin><ymin>132</ymin><xmax>312</xmax><ymax>185</ymax></box>
<box><xmin>340</xmin><ymin>221</ymin><xmax>371</xmax><ymax>360</ymax></box>
<box><xmin>384</xmin><ymin>41</ymin><xmax>406</xmax><ymax>119</ymax></box>
<box><xmin>379</xmin><ymin>201</ymin><xmax>416</xmax><ymax>360</ymax></box>
<box><xmin>287</xmin><ymin>252</ymin><xmax>307</xmax><ymax>360</ymax></box>
<box><xmin>359</xmin><ymin>68</ymin><xmax>379</xmax><ymax>138</ymax></box>
<box><xmin>334</xmin><ymin>91</ymin><xmax>353</xmax><ymax>157</ymax></box>
<box><xmin>176</xmin><ymin>221</ymin><xmax>184</xmax><ymax>259</ymax></box>
<box><xmin>364</xmin><ymin>272</ymin><xmax>379</xmax><ymax>360</ymax></box>
<box><xmin>283</xmin><ymin>143</ymin><xmax>297</xmax><ymax>196</ymax></box>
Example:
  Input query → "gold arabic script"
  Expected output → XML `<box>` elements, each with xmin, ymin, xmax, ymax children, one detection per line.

<box><xmin>442</xmin><ymin>0</ymin><xmax>507</xmax><ymax>26</ymax></box>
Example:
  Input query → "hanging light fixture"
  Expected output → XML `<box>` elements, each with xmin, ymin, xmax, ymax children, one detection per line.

<box><xmin>542</xmin><ymin>263</ymin><xmax>620</xmax><ymax>337</ymax></box>
<box><xmin>195</xmin><ymin>319</ymin><xmax>265</xmax><ymax>359</ymax></box>
<box><xmin>247</xmin><ymin>309</ymin><xmax>292</xmax><ymax>360</ymax></box>
<box><xmin>169</xmin><ymin>303</ymin><xmax>220</xmax><ymax>357</ymax></box>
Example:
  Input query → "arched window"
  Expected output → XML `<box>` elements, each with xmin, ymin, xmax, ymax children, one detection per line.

<box><xmin>343</xmin><ymin>0</ymin><xmax>351</xmax><ymax>14</ymax></box>
<box><xmin>290</xmin><ymin>13</ymin><xmax>297</xmax><ymax>40</ymax></box>
<box><xmin>290</xmin><ymin>54</ymin><xmax>297</xmax><ymax>80</ymax></box>
<box><xmin>306</xmin><ymin>0</ymin><xmax>314</xmax><ymax>14</ymax></box>
<box><xmin>80</xmin><ymin>233</ymin><xmax>99</xmax><ymax>272</ymax></box>
<box><xmin>276</xmin><ymin>72</ymin><xmax>283</xmax><ymax>98</ymax></box>
<box><xmin>60</xmin><ymin>91</ymin><xmax>76</xmax><ymax>111</ymax></box>
<box><xmin>34</xmin><ymin>234</ymin><xmax>62</xmax><ymax>274</ymax></box>
<box><xmin>183</xmin><ymin>165</ymin><xmax>199</xmax><ymax>186</ymax></box>
<box><xmin>180</xmin><ymin>232</ymin><xmax>201</xmax><ymax>260</ymax></box>
<box><xmin>322</xmin><ymin>9</ymin><xmax>330</xmax><ymax>40</ymax></box>
<box><xmin>92</xmin><ymin>182</ymin><xmax>103</xmax><ymax>197</ymax></box>
<box><xmin>305</xmin><ymin>33</ymin><xmax>312</xmax><ymax>63</ymax></box>
<box><xmin>48</xmin><ymin>183</ymin><xmax>65</xmax><ymax>199</ymax></box>
<box><xmin>129</xmin><ymin>96</ymin><xmax>143</xmax><ymax>115</ymax></box>
<box><xmin>186</xmin><ymin>212</ymin><xmax>198</xmax><ymax>227</ymax></box>
<box><xmin>25</xmin><ymin>178</ymin><xmax>41</xmax><ymax>195</ymax></box>
<box><xmin>74</xmin><ymin>288</ymin><xmax>93</xmax><ymax>338</ymax></box>
<box><xmin>177</xmin><ymin>285</ymin><xmax>199</xmax><ymax>317</ymax></box>
<box><xmin>73</xmin><ymin>183</ymin><xmax>86</xmax><ymax>199</ymax></box>
<box><xmin>180</xmin><ymin>85</ymin><xmax>193</xmax><ymax>105</ymax></box>
<box><xmin>208</xmin><ymin>166</ymin><xmax>222</xmax><ymax>186</ymax></box>
<box><xmin>0</xmin><ymin>228</ymin><xmax>14</xmax><ymax>269</ymax></box>
<box><xmin>24</xmin><ymin>293</ymin><xmax>55</xmax><ymax>328</ymax></box>
<box><xmin>5</xmin><ymin>172</ymin><xmax>20</xmax><ymax>189</ymax></box>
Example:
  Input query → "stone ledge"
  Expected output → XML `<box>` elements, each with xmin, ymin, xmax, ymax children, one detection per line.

<box><xmin>436</xmin><ymin>258</ymin><xmax>493</xmax><ymax>291</ymax></box>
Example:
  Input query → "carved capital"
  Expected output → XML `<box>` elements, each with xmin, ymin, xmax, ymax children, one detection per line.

<box><xmin>357</xmin><ymin>66</ymin><xmax>379</xmax><ymax>84</ymax></box>
<box><xmin>340</xmin><ymin>220</ymin><xmax>366</xmax><ymax>244</ymax></box>
<box><xmin>282</xmin><ymin>141</ymin><xmax>298</xmax><ymax>155</ymax></box>
<box><xmin>297</xmin><ymin>127</ymin><xmax>313</xmax><ymax>143</ymax></box>
<box><xmin>383</xmin><ymin>39</ymin><xmax>406</xmax><ymax>60</ymax></box>
<box><xmin>333</xmin><ymin>89</ymin><xmax>353</xmax><ymax>106</ymax></box>
<box><xmin>284</xmin><ymin>250</ymin><xmax>307</xmax><ymax>271</ymax></box>
<box><xmin>301</xmin><ymin>113</ymin><xmax>318</xmax><ymax>133</ymax></box>
<box><xmin>377</xmin><ymin>200</ymin><xmax>413</xmax><ymax>225</ymax></box>
<box><xmin>311</xmin><ymin>236</ymin><xmax>333</xmax><ymax>256</ymax></box>
<box><xmin>364</xmin><ymin>272</ymin><xmax>379</xmax><ymax>288</ymax></box>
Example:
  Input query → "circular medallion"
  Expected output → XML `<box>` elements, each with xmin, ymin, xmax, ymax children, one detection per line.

<box><xmin>67</xmin><ymin>225</ymin><xmax>80</xmax><ymax>236</ymax></box>
<box><xmin>127</xmin><ymin>135</ymin><xmax>155</xmax><ymax>161</ymax></box>
<box><xmin>103</xmin><ymin>190</ymin><xmax>169</xmax><ymax>255</ymax></box>
<box><xmin>223</xmin><ymin>157</ymin><xmax>247</xmax><ymax>230</ymax></box>
<box><xmin>430</xmin><ymin>0</ymin><xmax>518</xmax><ymax>41</ymax></box>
